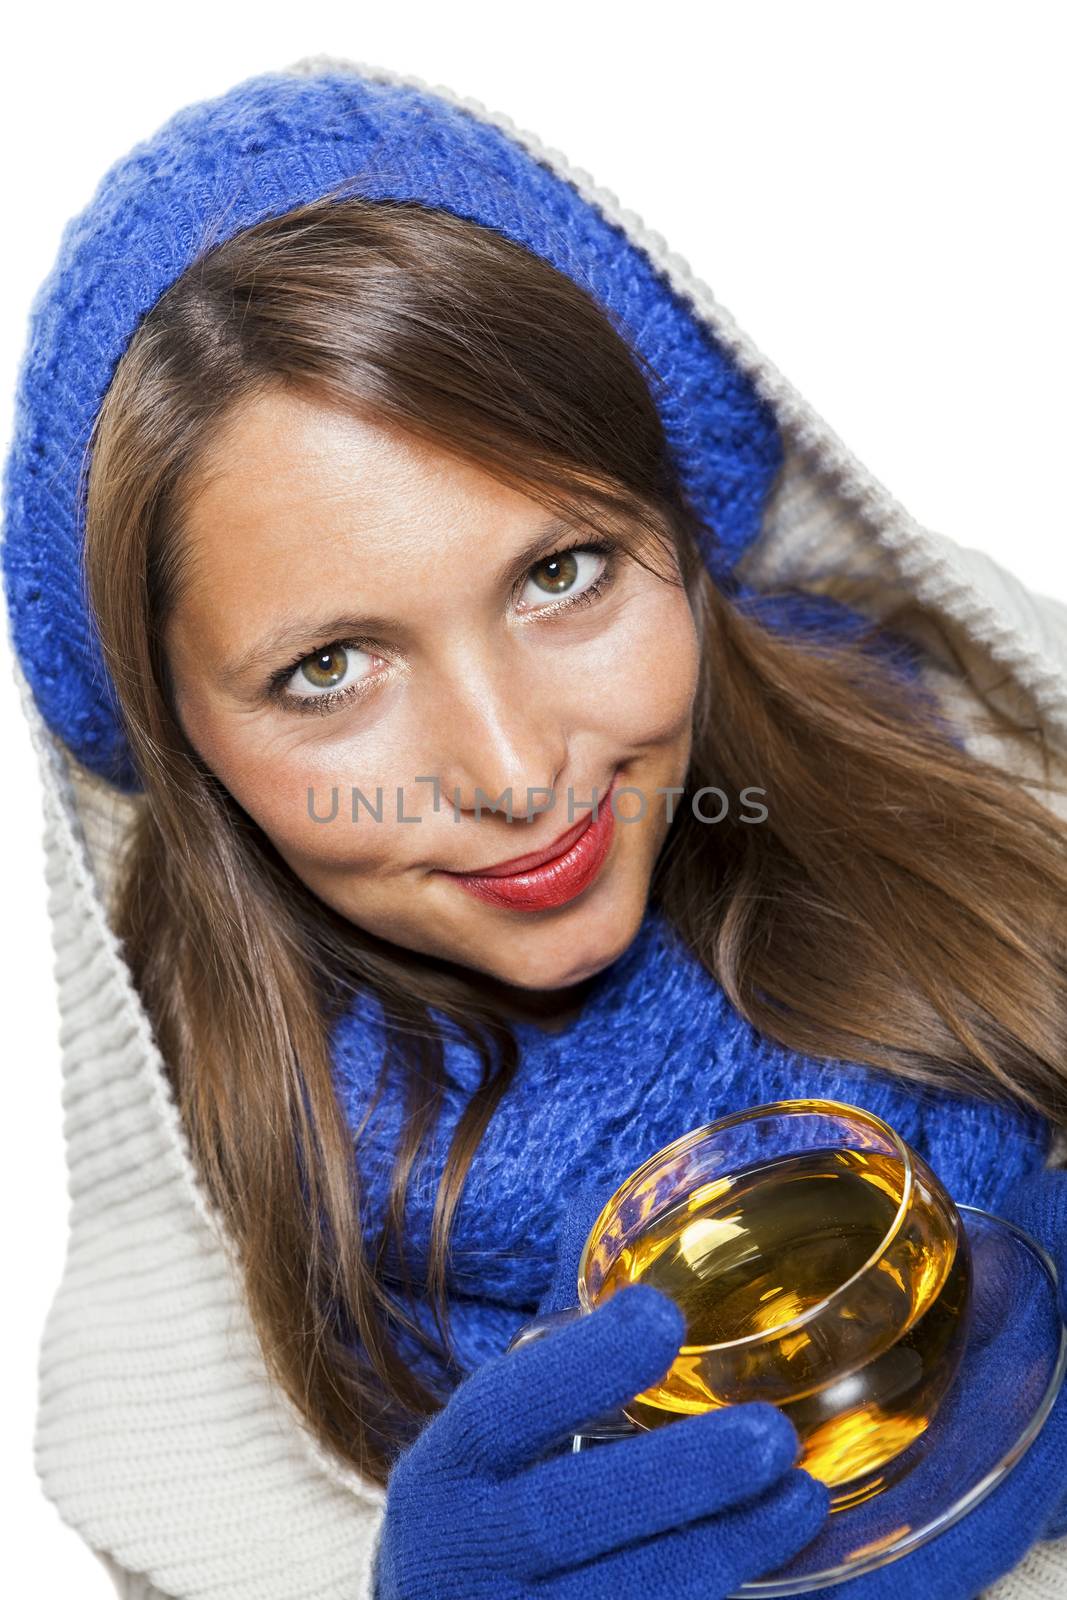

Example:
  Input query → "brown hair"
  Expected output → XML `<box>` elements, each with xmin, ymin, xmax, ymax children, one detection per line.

<box><xmin>82</xmin><ymin>193</ymin><xmax>1067</xmax><ymax>1488</ymax></box>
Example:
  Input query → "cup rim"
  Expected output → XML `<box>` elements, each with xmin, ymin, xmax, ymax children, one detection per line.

<box><xmin>575</xmin><ymin>1096</ymin><xmax>916</xmax><ymax>1351</ymax></box>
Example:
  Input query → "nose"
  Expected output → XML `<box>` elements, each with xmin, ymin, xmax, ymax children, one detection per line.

<box><xmin>427</xmin><ymin>645</ymin><xmax>567</xmax><ymax>823</ymax></box>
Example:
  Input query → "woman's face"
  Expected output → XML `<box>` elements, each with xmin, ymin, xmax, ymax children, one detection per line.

<box><xmin>165</xmin><ymin>389</ymin><xmax>701</xmax><ymax>999</ymax></box>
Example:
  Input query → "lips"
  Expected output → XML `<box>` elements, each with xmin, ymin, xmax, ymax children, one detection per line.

<box><xmin>461</xmin><ymin>803</ymin><xmax>600</xmax><ymax>877</ymax></box>
<box><xmin>441</xmin><ymin>770</ymin><xmax>621</xmax><ymax>912</ymax></box>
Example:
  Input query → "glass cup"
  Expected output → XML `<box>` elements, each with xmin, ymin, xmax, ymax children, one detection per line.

<box><xmin>509</xmin><ymin>1098</ymin><xmax>974</xmax><ymax>1510</ymax></box>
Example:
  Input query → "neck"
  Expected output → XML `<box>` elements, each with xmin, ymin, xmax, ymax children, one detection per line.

<box><xmin>460</xmin><ymin>969</ymin><xmax>600</xmax><ymax>1034</ymax></box>
<box><xmin>378</xmin><ymin>933</ymin><xmax>606</xmax><ymax>1035</ymax></box>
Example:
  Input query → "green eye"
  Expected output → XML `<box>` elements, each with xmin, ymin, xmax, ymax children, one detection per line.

<box><xmin>520</xmin><ymin>545</ymin><xmax>609</xmax><ymax>610</ymax></box>
<box><xmin>531</xmin><ymin>549</ymin><xmax>581</xmax><ymax>594</ymax></box>
<box><xmin>298</xmin><ymin>645</ymin><xmax>352</xmax><ymax>690</ymax></box>
<box><xmin>279</xmin><ymin>641</ymin><xmax>378</xmax><ymax>711</ymax></box>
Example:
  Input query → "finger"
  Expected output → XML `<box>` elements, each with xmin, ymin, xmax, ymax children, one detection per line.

<box><xmin>506</xmin><ymin>1401</ymin><xmax>804</xmax><ymax>1578</ymax></box>
<box><xmin>537</xmin><ymin>1184</ymin><xmax>619</xmax><ymax>1316</ymax></box>
<box><xmin>536</xmin><ymin>1469</ymin><xmax>831</xmax><ymax>1600</ymax></box>
<box><xmin>439</xmin><ymin>1283</ymin><xmax>685</xmax><ymax>1478</ymax></box>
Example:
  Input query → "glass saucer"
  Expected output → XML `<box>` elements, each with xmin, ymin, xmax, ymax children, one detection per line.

<box><xmin>571</xmin><ymin>1205</ymin><xmax>1067</xmax><ymax>1595</ymax></box>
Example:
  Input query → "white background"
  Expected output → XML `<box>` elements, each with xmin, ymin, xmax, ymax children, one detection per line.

<box><xmin>1</xmin><ymin>3</ymin><xmax>1064</xmax><ymax>1591</ymax></box>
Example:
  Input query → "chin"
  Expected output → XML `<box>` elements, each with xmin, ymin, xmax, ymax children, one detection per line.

<box><xmin>484</xmin><ymin>883</ymin><xmax>649</xmax><ymax>993</ymax></box>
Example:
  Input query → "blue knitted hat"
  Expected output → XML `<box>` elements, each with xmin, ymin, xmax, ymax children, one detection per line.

<box><xmin>1</xmin><ymin>62</ymin><xmax>784</xmax><ymax>795</ymax></box>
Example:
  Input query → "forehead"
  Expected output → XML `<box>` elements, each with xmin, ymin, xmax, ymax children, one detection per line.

<box><xmin>178</xmin><ymin>387</ymin><xmax>531</xmax><ymax>581</ymax></box>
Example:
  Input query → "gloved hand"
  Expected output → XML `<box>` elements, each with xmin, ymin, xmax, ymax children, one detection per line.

<box><xmin>800</xmin><ymin>1163</ymin><xmax>1067</xmax><ymax>1600</ymax></box>
<box><xmin>373</xmin><ymin>1184</ymin><xmax>831</xmax><ymax>1598</ymax></box>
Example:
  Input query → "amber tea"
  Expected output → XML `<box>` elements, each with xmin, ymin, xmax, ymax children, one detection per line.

<box><xmin>590</xmin><ymin>1134</ymin><xmax>973</xmax><ymax>1504</ymax></box>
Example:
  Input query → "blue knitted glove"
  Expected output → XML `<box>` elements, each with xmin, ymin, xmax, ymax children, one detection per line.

<box><xmin>800</xmin><ymin>1164</ymin><xmax>1067</xmax><ymax>1600</ymax></box>
<box><xmin>373</xmin><ymin>1197</ymin><xmax>830</xmax><ymax>1596</ymax></box>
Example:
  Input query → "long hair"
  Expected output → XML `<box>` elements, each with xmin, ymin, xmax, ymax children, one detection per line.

<box><xmin>81</xmin><ymin>193</ymin><xmax>1067</xmax><ymax>1488</ymax></box>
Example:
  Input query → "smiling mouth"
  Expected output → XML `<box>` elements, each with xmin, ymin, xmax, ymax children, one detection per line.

<box><xmin>435</xmin><ymin>769</ymin><xmax>623</xmax><ymax>913</ymax></box>
<box><xmin>442</xmin><ymin>769</ymin><xmax>621</xmax><ymax>878</ymax></box>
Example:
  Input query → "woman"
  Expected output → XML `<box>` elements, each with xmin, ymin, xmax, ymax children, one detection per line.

<box><xmin>3</xmin><ymin>57</ymin><xmax>1066</xmax><ymax>1600</ymax></box>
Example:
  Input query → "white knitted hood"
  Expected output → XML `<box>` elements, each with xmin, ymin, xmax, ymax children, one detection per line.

<box><xmin>9</xmin><ymin>53</ymin><xmax>1067</xmax><ymax>1600</ymax></box>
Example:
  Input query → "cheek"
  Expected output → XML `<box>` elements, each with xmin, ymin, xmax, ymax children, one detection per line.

<box><xmin>585</xmin><ymin>583</ymin><xmax>700</xmax><ymax>749</ymax></box>
<box><xmin>237</xmin><ymin>750</ymin><xmax>409</xmax><ymax>874</ymax></box>
<box><xmin>179</xmin><ymin>698</ymin><xmax>405</xmax><ymax>874</ymax></box>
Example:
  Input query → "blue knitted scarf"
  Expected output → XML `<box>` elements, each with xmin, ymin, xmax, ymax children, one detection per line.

<box><xmin>330</xmin><ymin>891</ymin><xmax>1054</xmax><ymax>1394</ymax></box>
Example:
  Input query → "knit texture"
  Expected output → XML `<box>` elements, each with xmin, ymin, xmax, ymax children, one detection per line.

<box><xmin>4</xmin><ymin>51</ymin><xmax>1067</xmax><ymax>1600</ymax></box>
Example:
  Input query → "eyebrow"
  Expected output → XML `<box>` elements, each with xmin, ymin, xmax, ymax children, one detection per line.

<box><xmin>224</xmin><ymin>513</ymin><xmax>577</xmax><ymax>686</ymax></box>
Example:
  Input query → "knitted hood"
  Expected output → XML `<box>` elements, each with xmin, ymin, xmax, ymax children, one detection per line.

<box><xmin>3</xmin><ymin>55</ymin><xmax>1067</xmax><ymax>1600</ymax></box>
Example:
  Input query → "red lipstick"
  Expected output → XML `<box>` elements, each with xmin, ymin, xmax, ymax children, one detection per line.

<box><xmin>442</xmin><ymin>770</ymin><xmax>621</xmax><ymax>911</ymax></box>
